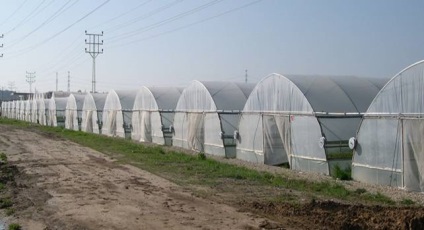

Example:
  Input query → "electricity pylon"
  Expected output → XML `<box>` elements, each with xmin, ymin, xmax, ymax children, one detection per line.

<box><xmin>85</xmin><ymin>31</ymin><xmax>103</xmax><ymax>93</ymax></box>
<box><xmin>26</xmin><ymin>71</ymin><xmax>36</xmax><ymax>94</ymax></box>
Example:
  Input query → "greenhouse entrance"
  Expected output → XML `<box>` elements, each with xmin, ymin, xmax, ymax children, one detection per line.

<box><xmin>85</xmin><ymin>110</ymin><xmax>93</xmax><ymax>133</ymax></box>
<box><xmin>187</xmin><ymin>113</ymin><xmax>205</xmax><ymax>152</ymax></box>
<box><xmin>133</xmin><ymin>111</ymin><xmax>152</xmax><ymax>142</ymax></box>
<box><xmin>105</xmin><ymin>110</ymin><xmax>118</xmax><ymax>136</ymax></box>
<box><xmin>403</xmin><ymin>119</ymin><xmax>424</xmax><ymax>192</ymax></box>
<box><xmin>262</xmin><ymin>115</ymin><xmax>291</xmax><ymax>167</ymax></box>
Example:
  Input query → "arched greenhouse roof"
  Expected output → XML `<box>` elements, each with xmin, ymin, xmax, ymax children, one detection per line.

<box><xmin>244</xmin><ymin>74</ymin><xmax>386</xmax><ymax>113</ymax></box>
<box><xmin>67</xmin><ymin>93</ymin><xmax>86</xmax><ymax>110</ymax></box>
<box><xmin>134</xmin><ymin>86</ymin><xmax>183</xmax><ymax>111</ymax></box>
<box><xmin>176</xmin><ymin>80</ymin><xmax>256</xmax><ymax>112</ymax></box>
<box><xmin>83</xmin><ymin>93</ymin><xmax>107</xmax><ymax>111</ymax></box>
<box><xmin>50</xmin><ymin>96</ymin><xmax>68</xmax><ymax>111</ymax></box>
<box><xmin>104</xmin><ymin>90</ymin><xmax>138</xmax><ymax>111</ymax></box>
<box><xmin>366</xmin><ymin>60</ymin><xmax>424</xmax><ymax>114</ymax></box>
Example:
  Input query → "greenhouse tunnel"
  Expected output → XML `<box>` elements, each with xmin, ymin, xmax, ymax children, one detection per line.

<box><xmin>12</xmin><ymin>101</ymin><xmax>18</xmax><ymax>119</ymax></box>
<box><xmin>4</xmin><ymin>102</ymin><xmax>9</xmax><ymax>118</ymax></box>
<box><xmin>131</xmin><ymin>86</ymin><xmax>183</xmax><ymax>145</ymax></box>
<box><xmin>31</xmin><ymin>97</ymin><xmax>38</xmax><ymax>123</ymax></box>
<box><xmin>173</xmin><ymin>80</ymin><xmax>255</xmax><ymax>158</ymax></box>
<box><xmin>3</xmin><ymin>101</ymin><xmax>9</xmax><ymax>118</ymax></box>
<box><xmin>1</xmin><ymin>102</ymin><xmax>5</xmax><ymax>117</ymax></box>
<box><xmin>11</xmin><ymin>101</ymin><xmax>17</xmax><ymax>119</ymax></box>
<box><xmin>65</xmin><ymin>93</ymin><xmax>86</xmax><ymax>131</ymax></box>
<box><xmin>24</xmin><ymin>99</ymin><xmax>32</xmax><ymax>122</ymax></box>
<box><xmin>236</xmin><ymin>73</ymin><xmax>387</xmax><ymax>175</ymax></box>
<box><xmin>47</xmin><ymin>93</ymin><xmax>69</xmax><ymax>127</ymax></box>
<box><xmin>37</xmin><ymin>97</ymin><xmax>48</xmax><ymax>125</ymax></box>
<box><xmin>102</xmin><ymin>90</ymin><xmax>138</xmax><ymax>138</ymax></box>
<box><xmin>81</xmin><ymin>93</ymin><xmax>107</xmax><ymax>134</ymax></box>
<box><xmin>352</xmin><ymin>60</ymin><xmax>424</xmax><ymax>192</ymax></box>
<box><xmin>19</xmin><ymin>100</ymin><xmax>25</xmax><ymax>120</ymax></box>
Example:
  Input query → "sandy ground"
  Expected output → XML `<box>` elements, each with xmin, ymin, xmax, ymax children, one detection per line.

<box><xmin>0</xmin><ymin>125</ymin><xmax>271</xmax><ymax>230</ymax></box>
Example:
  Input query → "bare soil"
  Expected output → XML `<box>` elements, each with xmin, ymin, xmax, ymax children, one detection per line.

<box><xmin>0</xmin><ymin>125</ymin><xmax>267</xmax><ymax>230</ymax></box>
<box><xmin>1</xmin><ymin>124</ymin><xmax>424</xmax><ymax>230</ymax></box>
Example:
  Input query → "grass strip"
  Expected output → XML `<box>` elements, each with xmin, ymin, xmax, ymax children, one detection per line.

<box><xmin>0</xmin><ymin>118</ymin><xmax>395</xmax><ymax>205</ymax></box>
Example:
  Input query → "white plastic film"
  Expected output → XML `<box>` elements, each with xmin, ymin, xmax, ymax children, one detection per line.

<box><xmin>402</xmin><ymin>119</ymin><xmax>424</xmax><ymax>192</ymax></box>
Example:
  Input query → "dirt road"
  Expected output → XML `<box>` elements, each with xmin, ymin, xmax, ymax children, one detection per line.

<box><xmin>0</xmin><ymin>125</ymin><xmax>269</xmax><ymax>230</ymax></box>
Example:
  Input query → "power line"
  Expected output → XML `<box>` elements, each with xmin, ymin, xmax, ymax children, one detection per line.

<box><xmin>85</xmin><ymin>31</ymin><xmax>104</xmax><ymax>93</ymax></box>
<box><xmin>6</xmin><ymin>0</ymin><xmax>79</xmax><ymax>49</ymax></box>
<box><xmin>104</xmin><ymin>0</ymin><xmax>184</xmax><ymax>34</ymax></box>
<box><xmin>35</xmin><ymin>34</ymin><xmax>85</xmax><ymax>74</ymax></box>
<box><xmin>37</xmin><ymin>47</ymin><xmax>84</xmax><ymax>76</ymax></box>
<box><xmin>107</xmin><ymin>0</ymin><xmax>224</xmax><ymax>43</ymax></box>
<box><xmin>5</xmin><ymin>0</ymin><xmax>53</xmax><ymax>34</ymax></box>
<box><xmin>109</xmin><ymin>0</ymin><xmax>263</xmax><ymax>48</ymax></box>
<box><xmin>5</xmin><ymin>0</ymin><xmax>111</xmax><ymax>59</ymax></box>
<box><xmin>90</xmin><ymin>0</ymin><xmax>153</xmax><ymax>31</ymax></box>
<box><xmin>0</xmin><ymin>0</ymin><xmax>29</xmax><ymax>27</ymax></box>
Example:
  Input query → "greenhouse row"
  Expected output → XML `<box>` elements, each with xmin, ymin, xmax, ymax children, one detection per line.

<box><xmin>1</xmin><ymin>60</ymin><xmax>424</xmax><ymax>192</ymax></box>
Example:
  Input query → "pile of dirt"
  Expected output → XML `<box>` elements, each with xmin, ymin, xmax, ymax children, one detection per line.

<box><xmin>242</xmin><ymin>200</ymin><xmax>424</xmax><ymax>230</ymax></box>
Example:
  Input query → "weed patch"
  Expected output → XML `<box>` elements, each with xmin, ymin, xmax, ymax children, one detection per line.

<box><xmin>8</xmin><ymin>223</ymin><xmax>21</xmax><ymax>230</ymax></box>
<box><xmin>361</xmin><ymin>192</ymin><xmax>395</xmax><ymax>205</ymax></box>
<box><xmin>0</xmin><ymin>152</ymin><xmax>7</xmax><ymax>163</ymax></box>
<box><xmin>400</xmin><ymin>198</ymin><xmax>415</xmax><ymax>205</ymax></box>
<box><xmin>0</xmin><ymin>198</ymin><xmax>13</xmax><ymax>209</ymax></box>
<box><xmin>332</xmin><ymin>165</ymin><xmax>351</xmax><ymax>180</ymax></box>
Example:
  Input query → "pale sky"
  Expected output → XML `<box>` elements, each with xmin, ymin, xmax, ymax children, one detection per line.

<box><xmin>0</xmin><ymin>0</ymin><xmax>422</xmax><ymax>93</ymax></box>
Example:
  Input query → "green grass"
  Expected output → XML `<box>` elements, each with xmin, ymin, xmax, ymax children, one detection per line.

<box><xmin>8</xmin><ymin>223</ymin><xmax>21</xmax><ymax>230</ymax></box>
<box><xmin>400</xmin><ymin>198</ymin><xmax>415</xmax><ymax>205</ymax></box>
<box><xmin>332</xmin><ymin>164</ymin><xmax>352</xmax><ymax>180</ymax></box>
<box><xmin>0</xmin><ymin>118</ymin><xmax>396</xmax><ymax>205</ymax></box>
<box><xmin>0</xmin><ymin>152</ymin><xmax>7</xmax><ymax>163</ymax></box>
<box><xmin>0</xmin><ymin>198</ymin><xmax>13</xmax><ymax>209</ymax></box>
<box><xmin>361</xmin><ymin>192</ymin><xmax>395</xmax><ymax>205</ymax></box>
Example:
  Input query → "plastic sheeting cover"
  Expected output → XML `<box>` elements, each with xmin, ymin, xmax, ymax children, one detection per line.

<box><xmin>65</xmin><ymin>94</ymin><xmax>86</xmax><ymax>131</ymax></box>
<box><xmin>353</xmin><ymin>60</ymin><xmax>424</xmax><ymax>191</ymax></box>
<box><xmin>37</xmin><ymin>98</ymin><xmax>47</xmax><ymax>125</ymax></box>
<box><xmin>81</xmin><ymin>93</ymin><xmax>107</xmax><ymax>134</ymax></box>
<box><xmin>48</xmin><ymin>96</ymin><xmax>68</xmax><ymax>127</ymax></box>
<box><xmin>31</xmin><ymin>98</ymin><xmax>38</xmax><ymax>123</ymax></box>
<box><xmin>237</xmin><ymin>74</ymin><xmax>386</xmax><ymax>175</ymax></box>
<box><xmin>368</xmin><ymin>60</ymin><xmax>424</xmax><ymax>114</ymax></box>
<box><xmin>173</xmin><ymin>81</ymin><xmax>255</xmax><ymax>156</ymax></box>
<box><xmin>176</xmin><ymin>81</ymin><xmax>255</xmax><ymax>112</ymax></box>
<box><xmin>102</xmin><ymin>90</ymin><xmax>137</xmax><ymax>138</ymax></box>
<box><xmin>131</xmin><ymin>86</ymin><xmax>182</xmax><ymax>143</ymax></box>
